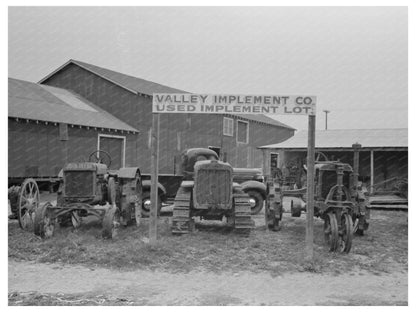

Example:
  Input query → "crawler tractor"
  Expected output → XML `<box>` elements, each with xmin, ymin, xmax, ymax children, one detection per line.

<box><xmin>171</xmin><ymin>148</ymin><xmax>253</xmax><ymax>235</ymax></box>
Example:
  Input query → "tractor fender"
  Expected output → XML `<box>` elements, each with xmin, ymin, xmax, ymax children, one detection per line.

<box><xmin>117</xmin><ymin>167</ymin><xmax>141</xmax><ymax>179</ymax></box>
<box><xmin>239</xmin><ymin>180</ymin><xmax>267</xmax><ymax>198</ymax></box>
<box><xmin>141</xmin><ymin>180</ymin><xmax>167</xmax><ymax>198</ymax></box>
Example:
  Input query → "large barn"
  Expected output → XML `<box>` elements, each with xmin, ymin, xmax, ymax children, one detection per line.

<box><xmin>39</xmin><ymin>59</ymin><xmax>295</xmax><ymax>174</ymax></box>
<box><xmin>8</xmin><ymin>78</ymin><xmax>139</xmax><ymax>186</ymax></box>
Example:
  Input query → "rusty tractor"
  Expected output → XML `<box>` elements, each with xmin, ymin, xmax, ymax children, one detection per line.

<box><xmin>266</xmin><ymin>146</ymin><xmax>370</xmax><ymax>253</ymax></box>
<box><xmin>171</xmin><ymin>148</ymin><xmax>254</xmax><ymax>236</ymax></box>
<box><xmin>33</xmin><ymin>150</ymin><xmax>142</xmax><ymax>239</ymax></box>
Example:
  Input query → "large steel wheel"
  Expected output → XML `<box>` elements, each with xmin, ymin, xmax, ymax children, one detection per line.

<box><xmin>338</xmin><ymin>213</ymin><xmax>353</xmax><ymax>253</ymax></box>
<box><xmin>102</xmin><ymin>206</ymin><xmax>121</xmax><ymax>239</ymax></box>
<box><xmin>18</xmin><ymin>178</ymin><xmax>40</xmax><ymax>231</ymax></box>
<box><xmin>34</xmin><ymin>202</ymin><xmax>55</xmax><ymax>238</ymax></box>
<box><xmin>324</xmin><ymin>212</ymin><xmax>338</xmax><ymax>251</ymax></box>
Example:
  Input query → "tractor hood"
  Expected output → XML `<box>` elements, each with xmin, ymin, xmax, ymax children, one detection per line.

<box><xmin>233</xmin><ymin>167</ymin><xmax>263</xmax><ymax>181</ymax></box>
<box><xmin>63</xmin><ymin>162</ymin><xmax>108</xmax><ymax>175</ymax></box>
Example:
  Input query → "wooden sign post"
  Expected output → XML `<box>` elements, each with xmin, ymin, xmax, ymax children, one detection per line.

<box><xmin>305</xmin><ymin>114</ymin><xmax>316</xmax><ymax>261</ymax></box>
<box><xmin>149</xmin><ymin>113</ymin><xmax>160</xmax><ymax>244</ymax></box>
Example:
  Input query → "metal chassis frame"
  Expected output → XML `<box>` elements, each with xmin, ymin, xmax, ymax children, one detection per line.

<box><xmin>46</xmin><ymin>202</ymin><xmax>110</xmax><ymax>220</ymax></box>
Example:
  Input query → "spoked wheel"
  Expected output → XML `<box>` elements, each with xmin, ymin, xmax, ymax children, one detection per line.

<box><xmin>102</xmin><ymin>205</ymin><xmax>121</xmax><ymax>239</ymax></box>
<box><xmin>18</xmin><ymin>178</ymin><xmax>40</xmax><ymax>231</ymax></box>
<box><xmin>338</xmin><ymin>213</ymin><xmax>353</xmax><ymax>253</ymax></box>
<box><xmin>324</xmin><ymin>212</ymin><xmax>338</xmax><ymax>251</ymax></box>
<box><xmin>34</xmin><ymin>202</ymin><xmax>55</xmax><ymax>238</ymax></box>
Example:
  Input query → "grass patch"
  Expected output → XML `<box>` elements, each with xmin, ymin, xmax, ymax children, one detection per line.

<box><xmin>8</xmin><ymin>210</ymin><xmax>408</xmax><ymax>275</ymax></box>
<box><xmin>8</xmin><ymin>291</ymin><xmax>139</xmax><ymax>306</ymax></box>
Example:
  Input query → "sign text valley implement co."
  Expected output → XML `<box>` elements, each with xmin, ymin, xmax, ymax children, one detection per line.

<box><xmin>152</xmin><ymin>94</ymin><xmax>316</xmax><ymax>115</ymax></box>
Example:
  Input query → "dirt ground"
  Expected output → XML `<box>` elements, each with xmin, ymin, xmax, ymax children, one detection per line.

<box><xmin>8</xmin><ymin>260</ymin><xmax>407</xmax><ymax>306</ymax></box>
<box><xmin>8</xmin><ymin>192</ymin><xmax>408</xmax><ymax>306</ymax></box>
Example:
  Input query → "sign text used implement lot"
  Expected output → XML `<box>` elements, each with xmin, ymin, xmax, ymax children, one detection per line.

<box><xmin>153</xmin><ymin>94</ymin><xmax>316</xmax><ymax>115</ymax></box>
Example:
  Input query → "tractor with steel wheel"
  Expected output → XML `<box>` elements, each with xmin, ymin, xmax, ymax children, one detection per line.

<box><xmin>171</xmin><ymin>148</ymin><xmax>253</xmax><ymax>236</ymax></box>
<box><xmin>266</xmin><ymin>149</ymin><xmax>370</xmax><ymax>253</ymax></box>
<box><xmin>33</xmin><ymin>150</ymin><xmax>142</xmax><ymax>239</ymax></box>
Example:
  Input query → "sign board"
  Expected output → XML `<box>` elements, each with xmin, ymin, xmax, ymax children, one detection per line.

<box><xmin>153</xmin><ymin>94</ymin><xmax>316</xmax><ymax>115</ymax></box>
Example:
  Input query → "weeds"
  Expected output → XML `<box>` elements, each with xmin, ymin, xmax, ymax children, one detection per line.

<box><xmin>8</xmin><ymin>210</ymin><xmax>408</xmax><ymax>275</ymax></box>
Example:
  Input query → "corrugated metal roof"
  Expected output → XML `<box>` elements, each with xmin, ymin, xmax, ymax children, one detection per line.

<box><xmin>40</xmin><ymin>60</ymin><xmax>295</xmax><ymax>130</ymax></box>
<box><xmin>233</xmin><ymin>114</ymin><xmax>295</xmax><ymax>130</ymax></box>
<box><xmin>72</xmin><ymin>59</ymin><xmax>186</xmax><ymax>95</ymax></box>
<box><xmin>259</xmin><ymin>128</ymin><xmax>408</xmax><ymax>149</ymax></box>
<box><xmin>8</xmin><ymin>78</ymin><xmax>139</xmax><ymax>133</ymax></box>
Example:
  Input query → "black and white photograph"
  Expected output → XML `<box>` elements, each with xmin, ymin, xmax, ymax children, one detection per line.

<box><xmin>5</xmin><ymin>2</ymin><xmax>410</xmax><ymax>307</ymax></box>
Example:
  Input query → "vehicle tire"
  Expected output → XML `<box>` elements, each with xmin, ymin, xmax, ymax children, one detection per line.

<box><xmin>141</xmin><ymin>191</ymin><xmax>162</xmax><ymax>217</ymax></box>
<box><xmin>34</xmin><ymin>202</ymin><xmax>55</xmax><ymax>238</ymax></box>
<box><xmin>102</xmin><ymin>206</ymin><xmax>121</xmax><ymax>239</ymax></box>
<box><xmin>246</xmin><ymin>190</ymin><xmax>264</xmax><ymax>215</ymax></box>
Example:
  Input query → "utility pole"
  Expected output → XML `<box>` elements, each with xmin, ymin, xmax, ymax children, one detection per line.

<box><xmin>323</xmin><ymin>110</ymin><xmax>330</xmax><ymax>130</ymax></box>
<box><xmin>150</xmin><ymin>113</ymin><xmax>160</xmax><ymax>244</ymax></box>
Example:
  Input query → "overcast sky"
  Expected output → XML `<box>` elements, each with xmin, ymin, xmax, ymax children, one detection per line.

<box><xmin>8</xmin><ymin>6</ymin><xmax>408</xmax><ymax>131</ymax></box>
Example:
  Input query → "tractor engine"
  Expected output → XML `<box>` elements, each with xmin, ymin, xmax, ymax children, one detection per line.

<box><xmin>61</xmin><ymin>162</ymin><xmax>109</xmax><ymax>205</ymax></box>
<box><xmin>193</xmin><ymin>160</ymin><xmax>233</xmax><ymax>211</ymax></box>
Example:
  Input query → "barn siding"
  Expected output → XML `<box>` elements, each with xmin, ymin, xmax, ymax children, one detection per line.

<box><xmin>9</xmin><ymin>120</ymin><xmax>63</xmax><ymax>177</ymax></box>
<box><xmin>8</xmin><ymin>119</ymin><xmax>138</xmax><ymax>178</ymax></box>
<box><xmin>41</xmin><ymin>63</ymin><xmax>295</xmax><ymax>173</ymax></box>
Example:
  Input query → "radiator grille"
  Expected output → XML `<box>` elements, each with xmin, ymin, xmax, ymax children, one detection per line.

<box><xmin>64</xmin><ymin>171</ymin><xmax>94</xmax><ymax>197</ymax></box>
<box><xmin>195</xmin><ymin>168</ymin><xmax>232</xmax><ymax>207</ymax></box>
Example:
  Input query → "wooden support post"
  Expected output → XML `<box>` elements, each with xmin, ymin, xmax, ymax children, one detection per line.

<box><xmin>262</xmin><ymin>149</ymin><xmax>269</xmax><ymax>232</ymax></box>
<box><xmin>370</xmin><ymin>150</ymin><xmax>374</xmax><ymax>195</ymax></box>
<box><xmin>305</xmin><ymin>114</ymin><xmax>316</xmax><ymax>261</ymax></box>
<box><xmin>150</xmin><ymin>113</ymin><xmax>160</xmax><ymax>244</ymax></box>
<box><xmin>352</xmin><ymin>143</ymin><xmax>361</xmax><ymax>192</ymax></box>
